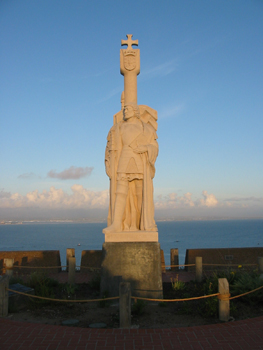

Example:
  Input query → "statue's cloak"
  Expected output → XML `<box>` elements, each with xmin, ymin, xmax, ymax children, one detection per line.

<box><xmin>105</xmin><ymin>105</ymin><xmax>158</xmax><ymax>232</ymax></box>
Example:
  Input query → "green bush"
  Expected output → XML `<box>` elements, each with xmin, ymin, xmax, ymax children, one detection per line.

<box><xmin>25</xmin><ymin>272</ymin><xmax>58</xmax><ymax>305</ymax></box>
<box><xmin>132</xmin><ymin>299</ymin><xmax>146</xmax><ymax>316</ymax></box>
<box><xmin>231</xmin><ymin>272</ymin><xmax>263</xmax><ymax>304</ymax></box>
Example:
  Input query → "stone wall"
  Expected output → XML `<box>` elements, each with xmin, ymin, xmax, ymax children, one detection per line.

<box><xmin>185</xmin><ymin>247</ymin><xmax>263</xmax><ymax>271</ymax></box>
<box><xmin>80</xmin><ymin>250</ymin><xmax>103</xmax><ymax>272</ymax></box>
<box><xmin>0</xmin><ymin>250</ymin><xmax>61</xmax><ymax>274</ymax></box>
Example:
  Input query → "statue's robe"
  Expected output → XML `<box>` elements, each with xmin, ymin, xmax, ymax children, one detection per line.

<box><xmin>105</xmin><ymin>117</ymin><xmax>158</xmax><ymax>232</ymax></box>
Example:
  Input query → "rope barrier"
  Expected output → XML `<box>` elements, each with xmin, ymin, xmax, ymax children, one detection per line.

<box><xmin>217</xmin><ymin>293</ymin><xmax>231</xmax><ymax>301</ymax></box>
<box><xmin>164</xmin><ymin>264</ymin><xmax>195</xmax><ymax>268</ymax></box>
<box><xmin>6</xmin><ymin>284</ymin><xmax>263</xmax><ymax>304</ymax></box>
<box><xmin>202</xmin><ymin>263</ymin><xmax>258</xmax><ymax>267</ymax></box>
<box><xmin>6</xmin><ymin>288</ymin><xmax>119</xmax><ymax>303</ymax></box>
<box><xmin>3</xmin><ymin>263</ymin><xmax>259</xmax><ymax>270</ymax></box>
<box><xmin>229</xmin><ymin>285</ymin><xmax>263</xmax><ymax>300</ymax></box>
<box><xmin>7</xmin><ymin>266</ymin><xmax>67</xmax><ymax>269</ymax></box>
<box><xmin>131</xmin><ymin>293</ymin><xmax>220</xmax><ymax>302</ymax></box>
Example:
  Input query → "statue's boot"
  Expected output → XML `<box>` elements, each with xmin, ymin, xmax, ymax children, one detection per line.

<box><xmin>103</xmin><ymin>180</ymin><xmax>128</xmax><ymax>234</ymax></box>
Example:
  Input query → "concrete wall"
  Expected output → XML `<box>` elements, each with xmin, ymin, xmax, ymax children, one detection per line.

<box><xmin>185</xmin><ymin>247</ymin><xmax>263</xmax><ymax>271</ymax></box>
<box><xmin>80</xmin><ymin>250</ymin><xmax>103</xmax><ymax>272</ymax></box>
<box><xmin>0</xmin><ymin>251</ymin><xmax>61</xmax><ymax>274</ymax></box>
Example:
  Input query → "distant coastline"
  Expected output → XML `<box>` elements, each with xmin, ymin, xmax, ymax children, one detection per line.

<box><xmin>1</xmin><ymin>217</ymin><xmax>263</xmax><ymax>225</ymax></box>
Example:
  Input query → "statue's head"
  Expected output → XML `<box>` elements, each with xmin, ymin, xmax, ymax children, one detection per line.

<box><xmin>123</xmin><ymin>103</ymin><xmax>140</xmax><ymax>121</ymax></box>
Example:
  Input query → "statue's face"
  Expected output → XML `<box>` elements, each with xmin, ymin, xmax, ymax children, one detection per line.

<box><xmin>123</xmin><ymin>105</ymin><xmax>134</xmax><ymax>120</ymax></box>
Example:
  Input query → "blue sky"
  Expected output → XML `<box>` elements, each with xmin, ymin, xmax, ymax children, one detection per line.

<box><xmin>1</xmin><ymin>0</ymin><xmax>263</xmax><ymax>220</ymax></box>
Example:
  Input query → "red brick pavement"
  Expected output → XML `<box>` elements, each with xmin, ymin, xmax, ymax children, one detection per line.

<box><xmin>1</xmin><ymin>316</ymin><xmax>263</xmax><ymax>350</ymax></box>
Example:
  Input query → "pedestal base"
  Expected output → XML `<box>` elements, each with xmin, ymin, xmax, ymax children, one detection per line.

<box><xmin>100</xmin><ymin>242</ymin><xmax>163</xmax><ymax>299</ymax></box>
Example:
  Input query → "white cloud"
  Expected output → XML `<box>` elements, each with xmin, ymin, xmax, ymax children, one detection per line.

<box><xmin>0</xmin><ymin>185</ymin><xmax>109</xmax><ymax>209</ymax></box>
<box><xmin>47</xmin><ymin>166</ymin><xmax>93</xmax><ymax>180</ymax></box>
<box><xmin>199</xmin><ymin>190</ymin><xmax>218</xmax><ymax>207</ymax></box>
<box><xmin>155</xmin><ymin>192</ymin><xmax>195</xmax><ymax>209</ymax></box>
<box><xmin>155</xmin><ymin>191</ymin><xmax>220</xmax><ymax>209</ymax></box>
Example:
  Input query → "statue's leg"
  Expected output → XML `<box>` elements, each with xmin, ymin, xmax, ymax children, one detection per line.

<box><xmin>135</xmin><ymin>179</ymin><xmax>143</xmax><ymax>229</ymax></box>
<box><xmin>103</xmin><ymin>180</ymin><xmax>128</xmax><ymax>233</ymax></box>
<box><xmin>129</xmin><ymin>181</ymin><xmax>137</xmax><ymax>231</ymax></box>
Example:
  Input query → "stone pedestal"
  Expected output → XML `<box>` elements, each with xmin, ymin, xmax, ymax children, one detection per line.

<box><xmin>100</xmin><ymin>242</ymin><xmax>163</xmax><ymax>299</ymax></box>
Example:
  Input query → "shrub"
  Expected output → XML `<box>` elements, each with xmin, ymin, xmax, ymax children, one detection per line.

<box><xmin>132</xmin><ymin>299</ymin><xmax>146</xmax><ymax>316</ymax></box>
<box><xmin>231</xmin><ymin>272</ymin><xmax>263</xmax><ymax>305</ymax></box>
<box><xmin>170</xmin><ymin>275</ymin><xmax>185</xmax><ymax>291</ymax></box>
<box><xmin>25</xmin><ymin>272</ymin><xmax>58</xmax><ymax>306</ymax></box>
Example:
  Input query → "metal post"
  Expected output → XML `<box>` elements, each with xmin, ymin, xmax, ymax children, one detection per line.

<box><xmin>68</xmin><ymin>257</ymin><xmax>76</xmax><ymax>285</ymax></box>
<box><xmin>195</xmin><ymin>256</ymin><xmax>202</xmax><ymax>282</ymax></box>
<box><xmin>218</xmin><ymin>278</ymin><xmax>230</xmax><ymax>322</ymax></box>
<box><xmin>119</xmin><ymin>282</ymin><xmax>131</xmax><ymax>328</ymax></box>
<box><xmin>0</xmin><ymin>275</ymin><xmax>9</xmax><ymax>317</ymax></box>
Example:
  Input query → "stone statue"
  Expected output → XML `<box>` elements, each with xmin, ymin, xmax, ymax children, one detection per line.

<box><xmin>103</xmin><ymin>35</ymin><xmax>158</xmax><ymax>234</ymax></box>
<box><xmin>100</xmin><ymin>35</ymin><xmax>163</xmax><ymax>300</ymax></box>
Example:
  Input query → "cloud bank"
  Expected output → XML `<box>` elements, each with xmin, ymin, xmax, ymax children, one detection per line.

<box><xmin>155</xmin><ymin>190</ymin><xmax>218</xmax><ymax>209</ymax></box>
<box><xmin>0</xmin><ymin>185</ymin><xmax>108</xmax><ymax>209</ymax></box>
<box><xmin>1</xmin><ymin>187</ymin><xmax>262</xmax><ymax>221</ymax></box>
<box><xmin>47</xmin><ymin>166</ymin><xmax>93</xmax><ymax>180</ymax></box>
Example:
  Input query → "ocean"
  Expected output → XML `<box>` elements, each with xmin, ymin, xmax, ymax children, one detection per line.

<box><xmin>1</xmin><ymin>220</ymin><xmax>263</xmax><ymax>267</ymax></box>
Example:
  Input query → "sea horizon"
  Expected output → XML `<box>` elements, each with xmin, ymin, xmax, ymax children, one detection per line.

<box><xmin>1</xmin><ymin>216</ymin><xmax>263</xmax><ymax>225</ymax></box>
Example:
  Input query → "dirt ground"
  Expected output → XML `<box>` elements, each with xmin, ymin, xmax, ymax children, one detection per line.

<box><xmin>7</xmin><ymin>282</ymin><xmax>263</xmax><ymax>329</ymax></box>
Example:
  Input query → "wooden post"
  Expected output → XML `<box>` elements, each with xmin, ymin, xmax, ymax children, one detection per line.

<box><xmin>218</xmin><ymin>278</ymin><xmax>230</xmax><ymax>322</ymax></box>
<box><xmin>66</xmin><ymin>248</ymin><xmax>75</xmax><ymax>272</ymax></box>
<box><xmin>170</xmin><ymin>248</ymin><xmax>179</xmax><ymax>271</ymax></box>
<box><xmin>161</xmin><ymin>249</ymin><xmax>166</xmax><ymax>273</ymax></box>
<box><xmin>4</xmin><ymin>258</ymin><xmax>14</xmax><ymax>277</ymax></box>
<box><xmin>258</xmin><ymin>257</ymin><xmax>263</xmax><ymax>278</ymax></box>
<box><xmin>195</xmin><ymin>256</ymin><xmax>202</xmax><ymax>282</ymax></box>
<box><xmin>119</xmin><ymin>282</ymin><xmax>131</xmax><ymax>328</ymax></box>
<box><xmin>0</xmin><ymin>275</ymin><xmax>9</xmax><ymax>317</ymax></box>
<box><xmin>68</xmin><ymin>257</ymin><xmax>76</xmax><ymax>285</ymax></box>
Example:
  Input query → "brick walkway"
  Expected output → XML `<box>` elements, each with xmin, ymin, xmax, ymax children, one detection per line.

<box><xmin>1</xmin><ymin>316</ymin><xmax>263</xmax><ymax>350</ymax></box>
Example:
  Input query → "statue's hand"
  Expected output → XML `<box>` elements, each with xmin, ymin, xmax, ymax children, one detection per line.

<box><xmin>134</xmin><ymin>145</ymin><xmax>148</xmax><ymax>154</ymax></box>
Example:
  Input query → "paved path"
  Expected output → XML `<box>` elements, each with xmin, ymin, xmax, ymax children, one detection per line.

<box><xmin>1</xmin><ymin>316</ymin><xmax>263</xmax><ymax>350</ymax></box>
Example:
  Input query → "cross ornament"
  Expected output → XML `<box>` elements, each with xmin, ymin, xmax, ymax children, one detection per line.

<box><xmin>121</xmin><ymin>34</ymin><xmax>138</xmax><ymax>50</ymax></box>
